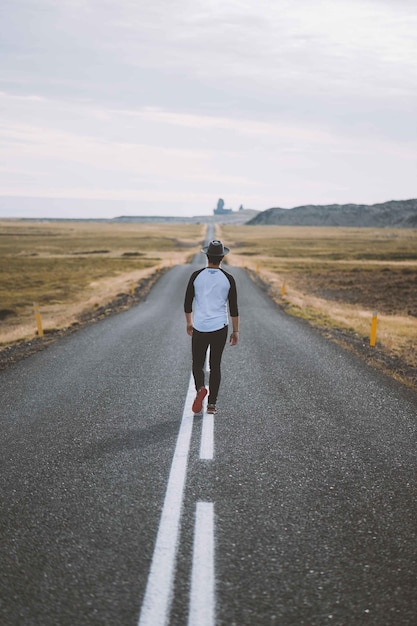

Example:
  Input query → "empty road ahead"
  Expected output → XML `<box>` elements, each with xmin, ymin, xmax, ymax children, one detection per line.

<box><xmin>1</xmin><ymin>231</ymin><xmax>417</xmax><ymax>626</ymax></box>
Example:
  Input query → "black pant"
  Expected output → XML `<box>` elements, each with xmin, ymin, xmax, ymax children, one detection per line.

<box><xmin>192</xmin><ymin>326</ymin><xmax>228</xmax><ymax>405</ymax></box>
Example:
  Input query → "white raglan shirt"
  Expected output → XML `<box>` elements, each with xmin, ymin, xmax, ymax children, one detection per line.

<box><xmin>186</xmin><ymin>268</ymin><xmax>237</xmax><ymax>332</ymax></box>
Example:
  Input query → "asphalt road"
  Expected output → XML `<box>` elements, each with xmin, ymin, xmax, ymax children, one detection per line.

<box><xmin>1</xmin><ymin>231</ymin><xmax>417</xmax><ymax>626</ymax></box>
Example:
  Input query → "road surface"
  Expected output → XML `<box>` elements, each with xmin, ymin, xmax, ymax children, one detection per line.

<box><xmin>1</xmin><ymin>228</ymin><xmax>417</xmax><ymax>625</ymax></box>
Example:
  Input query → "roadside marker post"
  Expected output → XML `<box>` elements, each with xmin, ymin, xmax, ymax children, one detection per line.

<box><xmin>33</xmin><ymin>303</ymin><xmax>44</xmax><ymax>338</ymax></box>
<box><xmin>370</xmin><ymin>312</ymin><xmax>378</xmax><ymax>347</ymax></box>
<box><xmin>281</xmin><ymin>283</ymin><xmax>286</xmax><ymax>298</ymax></box>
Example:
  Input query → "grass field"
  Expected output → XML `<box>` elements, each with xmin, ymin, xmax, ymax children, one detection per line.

<box><xmin>0</xmin><ymin>220</ymin><xmax>203</xmax><ymax>344</ymax></box>
<box><xmin>2</xmin><ymin>220</ymin><xmax>416</xmax><ymax>387</ymax></box>
<box><xmin>220</xmin><ymin>225</ymin><xmax>417</xmax><ymax>382</ymax></box>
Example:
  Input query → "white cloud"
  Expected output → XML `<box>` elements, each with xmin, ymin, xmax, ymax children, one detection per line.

<box><xmin>0</xmin><ymin>0</ymin><xmax>416</xmax><ymax>216</ymax></box>
<box><xmin>104</xmin><ymin>0</ymin><xmax>417</xmax><ymax>97</ymax></box>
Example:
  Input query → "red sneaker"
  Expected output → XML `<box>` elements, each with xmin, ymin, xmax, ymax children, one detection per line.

<box><xmin>192</xmin><ymin>387</ymin><xmax>207</xmax><ymax>413</ymax></box>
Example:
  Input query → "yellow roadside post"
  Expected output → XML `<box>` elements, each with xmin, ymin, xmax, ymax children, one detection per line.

<box><xmin>370</xmin><ymin>312</ymin><xmax>378</xmax><ymax>347</ymax></box>
<box><xmin>33</xmin><ymin>303</ymin><xmax>44</xmax><ymax>338</ymax></box>
<box><xmin>281</xmin><ymin>283</ymin><xmax>286</xmax><ymax>298</ymax></box>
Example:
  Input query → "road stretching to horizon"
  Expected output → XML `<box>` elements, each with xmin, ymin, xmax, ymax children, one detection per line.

<box><xmin>1</xmin><ymin>226</ymin><xmax>417</xmax><ymax>626</ymax></box>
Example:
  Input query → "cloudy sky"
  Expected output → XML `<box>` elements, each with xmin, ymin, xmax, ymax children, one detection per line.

<box><xmin>1</xmin><ymin>0</ymin><xmax>416</xmax><ymax>218</ymax></box>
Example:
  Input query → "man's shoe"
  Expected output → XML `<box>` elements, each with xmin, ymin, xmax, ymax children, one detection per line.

<box><xmin>207</xmin><ymin>404</ymin><xmax>217</xmax><ymax>415</ymax></box>
<box><xmin>192</xmin><ymin>387</ymin><xmax>207</xmax><ymax>413</ymax></box>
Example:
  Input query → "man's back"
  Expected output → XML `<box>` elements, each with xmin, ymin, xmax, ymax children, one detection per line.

<box><xmin>184</xmin><ymin>267</ymin><xmax>237</xmax><ymax>333</ymax></box>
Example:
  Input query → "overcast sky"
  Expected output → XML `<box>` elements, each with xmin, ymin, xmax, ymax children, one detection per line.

<box><xmin>1</xmin><ymin>0</ymin><xmax>416</xmax><ymax>218</ymax></box>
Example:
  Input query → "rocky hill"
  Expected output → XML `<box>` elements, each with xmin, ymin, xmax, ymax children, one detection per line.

<box><xmin>246</xmin><ymin>199</ymin><xmax>417</xmax><ymax>228</ymax></box>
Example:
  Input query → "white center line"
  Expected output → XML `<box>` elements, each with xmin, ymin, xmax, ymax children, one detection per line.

<box><xmin>200</xmin><ymin>348</ymin><xmax>214</xmax><ymax>459</ymax></box>
<box><xmin>200</xmin><ymin>412</ymin><xmax>214</xmax><ymax>460</ymax></box>
<box><xmin>137</xmin><ymin>374</ymin><xmax>196</xmax><ymax>626</ymax></box>
<box><xmin>188</xmin><ymin>502</ymin><xmax>215</xmax><ymax>626</ymax></box>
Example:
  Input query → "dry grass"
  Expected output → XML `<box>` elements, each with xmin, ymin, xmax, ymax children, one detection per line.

<box><xmin>0</xmin><ymin>220</ymin><xmax>203</xmax><ymax>344</ymax></box>
<box><xmin>220</xmin><ymin>225</ymin><xmax>417</xmax><ymax>381</ymax></box>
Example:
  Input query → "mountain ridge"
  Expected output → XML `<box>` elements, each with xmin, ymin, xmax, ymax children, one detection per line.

<box><xmin>246</xmin><ymin>199</ymin><xmax>417</xmax><ymax>228</ymax></box>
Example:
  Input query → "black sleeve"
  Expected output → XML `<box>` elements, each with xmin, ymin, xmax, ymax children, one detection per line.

<box><xmin>224</xmin><ymin>271</ymin><xmax>239</xmax><ymax>317</ymax></box>
<box><xmin>184</xmin><ymin>270</ymin><xmax>200</xmax><ymax>313</ymax></box>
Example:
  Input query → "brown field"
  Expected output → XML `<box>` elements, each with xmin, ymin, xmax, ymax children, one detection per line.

<box><xmin>220</xmin><ymin>225</ymin><xmax>417</xmax><ymax>388</ymax></box>
<box><xmin>0</xmin><ymin>220</ymin><xmax>203</xmax><ymax>345</ymax></box>
<box><xmin>2</xmin><ymin>220</ymin><xmax>416</xmax><ymax>388</ymax></box>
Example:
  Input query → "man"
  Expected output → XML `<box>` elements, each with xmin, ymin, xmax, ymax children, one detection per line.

<box><xmin>184</xmin><ymin>239</ymin><xmax>239</xmax><ymax>415</ymax></box>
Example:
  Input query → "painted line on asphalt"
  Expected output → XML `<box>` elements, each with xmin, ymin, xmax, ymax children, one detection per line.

<box><xmin>138</xmin><ymin>373</ymin><xmax>196</xmax><ymax>626</ymax></box>
<box><xmin>200</xmin><ymin>412</ymin><xmax>214</xmax><ymax>459</ymax></box>
<box><xmin>200</xmin><ymin>348</ymin><xmax>214</xmax><ymax>459</ymax></box>
<box><xmin>188</xmin><ymin>502</ymin><xmax>215</xmax><ymax>626</ymax></box>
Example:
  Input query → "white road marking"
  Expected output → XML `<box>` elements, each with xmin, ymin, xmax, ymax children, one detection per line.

<box><xmin>188</xmin><ymin>502</ymin><xmax>215</xmax><ymax>626</ymax></box>
<box><xmin>200</xmin><ymin>348</ymin><xmax>214</xmax><ymax>459</ymax></box>
<box><xmin>200</xmin><ymin>412</ymin><xmax>214</xmax><ymax>459</ymax></box>
<box><xmin>137</xmin><ymin>374</ymin><xmax>196</xmax><ymax>626</ymax></box>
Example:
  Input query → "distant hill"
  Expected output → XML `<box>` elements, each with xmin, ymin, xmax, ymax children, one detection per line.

<box><xmin>246</xmin><ymin>199</ymin><xmax>417</xmax><ymax>228</ymax></box>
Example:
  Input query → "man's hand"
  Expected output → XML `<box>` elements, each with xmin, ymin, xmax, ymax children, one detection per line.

<box><xmin>230</xmin><ymin>331</ymin><xmax>239</xmax><ymax>346</ymax></box>
<box><xmin>185</xmin><ymin>312</ymin><xmax>193</xmax><ymax>336</ymax></box>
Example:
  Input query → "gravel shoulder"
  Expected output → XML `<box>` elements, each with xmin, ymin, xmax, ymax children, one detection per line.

<box><xmin>2</xmin><ymin>265</ymin><xmax>416</xmax><ymax>393</ymax></box>
<box><xmin>247</xmin><ymin>270</ymin><xmax>417</xmax><ymax>392</ymax></box>
<box><xmin>0</xmin><ymin>268</ymin><xmax>168</xmax><ymax>372</ymax></box>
